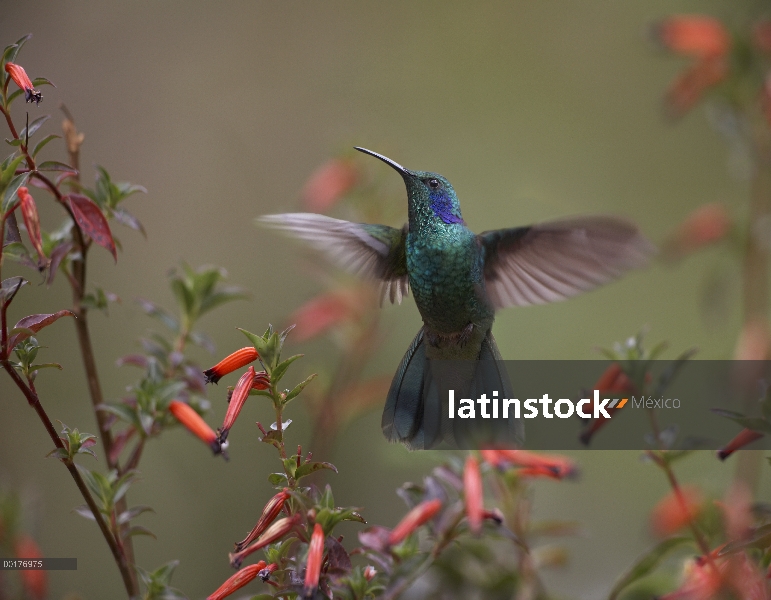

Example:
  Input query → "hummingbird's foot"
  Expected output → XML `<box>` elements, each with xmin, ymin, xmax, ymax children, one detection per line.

<box><xmin>457</xmin><ymin>323</ymin><xmax>475</xmax><ymax>347</ymax></box>
<box><xmin>424</xmin><ymin>323</ymin><xmax>475</xmax><ymax>348</ymax></box>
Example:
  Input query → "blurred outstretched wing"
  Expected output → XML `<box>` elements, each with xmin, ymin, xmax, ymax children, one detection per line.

<box><xmin>479</xmin><ymin>216</ymin><xmax>654</xmax><ymax>309</ymax></box>
<box><xmin>259</xmin><ymin>213</ymin><xmax>410</xmax><ymax>304</ymax></box>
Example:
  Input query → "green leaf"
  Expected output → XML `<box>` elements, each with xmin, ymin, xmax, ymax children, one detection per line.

<box><xmin>1</xmin><ymin>276</ymin><xmax>27</xmax><ymax>304</ymax></box>
<box><xmin>7</xmin><ymin>310</ymin><xmax>75</xmax><ymax>349</ymax></box>
<box><xmin>607</xmin><ymin>537</ymin><xmax>693</xmax><ymax>600</ymax></box>
<box><xmin>170</xmin><ymin>278</ymin><xmax>195</xmax><ymax>318</ymax></box>
<box><xmin>31</xmin><ymin>134</ymin><xmax>60</xmax><ymax>158</ymax></box>
<box><xmin>2</xmin><ymin>242</ymin><xmax>33</xmax><ymax>267</ymax></box>
<box><xmin>711</xmin><ymin>410</ymin><xmax>771</xmax><ymax>434</ymax></box>
<box><xmin>30</xmin><ymin>77</ymin><xmax>55</xmax><ymax>89</ymax></box>
<box><xmin>136</xmin><ymin>298</ymin><xmax>179</xmax><ymax>333</ymax></box>
<box><xmin>283</xmin><ymin>457</ymin><xmax>297</xmax><ymax>479</ymax></box>
<box><xmin>284</xmin><ymin>373</ymin><xmax>317</xmax><ymax>404</ymax></box>
<box><xmin>72</xmin><ymin>505</ymin><xmax>97</xmax><ymax>521</ymax></box>
<box><xmin>1</xmin><ymin>171</ymin><xmax>30</xmax><ymax>215</ymax></box>
<box><xmin>5</xmin><ymin>138</ymin><xmax>22</xmax><ymax>147</ymax></box>
<box><xmin>271</xmin><ymin>354</ymin><xmax>303</xmax><ymax>385</ymax></box>
<box><xmin>37</xmin><ymin>160</ymin><xmax>75</xmax><ymax>172</ymax></box>
<box><xmin>124</xmin><ymin>525</ymin><xmax>156</xmax><ymax>539</ymax></box>
<box><xmin>268</xmin><ymin>472</ymin><xmax>289</xmax><ymax>486</ymax></box>
<box><xmin>295</xmin><ymin>461</ymin><xmax>338</xmax><ymax>480</ymax></box>
<box><xmin>719</xmin><ymin>523</ymin><xmax>771</xmax><ymax>556</ymax></box>
<box><xmin>19</xmin><ymin>114</ymin><xmax>50</xmax><ymax>141</ymax></box>
<box><xmin>654</xmin><ymin>348</ymin><xmax>698</xmax><ymax>398</ymax></box>
<box><xmin>117</xmin><ymin>505</ymin><xmax>155</xmax><ymax>526</ymax></box>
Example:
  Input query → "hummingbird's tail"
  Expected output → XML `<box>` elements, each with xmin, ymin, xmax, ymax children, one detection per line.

<box><xmin>382</xmin><ymin>328</ymin><xmax>427</xmax><ymax>449</ymax></box>
<box><xmin>382</xmin><ymin>328</ymin><xmax>523</xmax><ymax>450</ymax></box>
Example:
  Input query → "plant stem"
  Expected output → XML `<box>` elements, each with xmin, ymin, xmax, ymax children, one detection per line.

<box><xmin>1</xmin><ymin>361</ymin><xmax>137</xmax><ymax>596</ymax></box>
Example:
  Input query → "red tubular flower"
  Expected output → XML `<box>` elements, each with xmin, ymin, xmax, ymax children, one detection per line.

<box><xmin>302</xmin><ymin>158</ymin><xmax>358</xmax><ymax>212</ymax></box>
<box><xmin>204</xmin><ymin>346</ymin><xmax>259</xmax><ymax>384</ymax></box>
<box><xmin>218</xmin><ymin>366</ymin><xmax>256</xmax><ymax>443</ymax></box>
<box><xmin>579</xmin><ymin>363</ymin><xmax>636</xmax><ymax>445</ymax></box>
<box><xmin>13</xmin><ymin>534</ymin><xmax>47</xmax><ymax>600</ymax></box>
<box><xmin>168</xmin><ymin>400</ymin><xmax>221</xmax><ymax>454</ymax></box>
<box><xmin>663</xmin><ymin>203</ymin><xmax>731</xmax><ymax>260</ymax></box>
<box><xmin>289</xmin><ymin>288</ymin><xmax>370</xmax><ymax>342</ymax></box>
<box><xmin>17</xmin><ymin>187</ymin><xmax>46</xmax><ymax>263</ymax></box>
<box><xmin>754</xmin><ymin>21</ymin><xmax>771</xmax><ymax>53</ymax></box>
<box><xmin>652</xmin><ymin>16</ymin><xmax>730</xmax><ymax>119</ymax></box>
<box><xmin>463</xmin><ymin>456</ymin><xmax>483</xmax><ymax>535</ymax></box>
<box><xmin>654</xmin><ymin>16</ymin><xmax>730</xmax><ymax>57</ymax></box>
<box><xmin>4</xmin><ymin>62</ymin><xmax>42</xmax><ymax>105</ymax></box>
<box><xmin>388</xmin><ymin>499</ymin><xmax>442</xmax><ymax>546</ymax></box>
<box><xmin>229</xmin><ymin>514</ymin><xmax>301</xmax><ymax>568</ymax></box>
<box><xmin>483</xmin><ymin>449</ymin><xmax>578</xmax><ymax>480</ymax></box>
<box><xmin>717</xmin><ymin>428</ymin><xmax>764</xmax><ymax>461</ymax></box>
<box><xmin>650</xmin><ymin>485</ymin><xmax>703</xmax><ymax>537</ymax></box>
<box><xmin>234</xmin><ymin>489</ymin><xmax>291</xmax><ymax>551</ymax></box>
<box><xmin>207</xmin><ymin>560</ymin><xmax>266</xmax><ymax>600</ymax></box>
<box><xmin>304</xmin><ymin>523</ymin><xmax>325</xmax><ymax>597</ymax></box>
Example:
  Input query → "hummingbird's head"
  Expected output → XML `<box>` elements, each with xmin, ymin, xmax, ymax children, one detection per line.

<box><xmin>354</xmin><ymin>147</ymin><xmax>464</xmax><ymax>225</ymax></box>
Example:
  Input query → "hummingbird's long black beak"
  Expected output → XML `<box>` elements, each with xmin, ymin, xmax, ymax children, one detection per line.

<box><xmin>354</xmin><ymin>147</ymin><xmax>411</xmax><ymax>176</ymax></box>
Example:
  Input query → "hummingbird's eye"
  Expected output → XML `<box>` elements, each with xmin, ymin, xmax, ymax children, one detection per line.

<box><xmin>427</xmin><ymin>178</ymin><xmax>441</xmax><ymax>189</ymax></box>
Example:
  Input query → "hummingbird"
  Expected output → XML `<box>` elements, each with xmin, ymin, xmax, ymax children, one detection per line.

<box><xmin>260</xmin><ymin>148</ymin><xmax>653</xmax><ymax>449</ymax></box>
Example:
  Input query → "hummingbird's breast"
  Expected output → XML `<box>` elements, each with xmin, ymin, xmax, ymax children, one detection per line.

<box><xmin>406</xmin><ymin>225</ymin><xmax>494</xmax><ymax>334</ymax></box>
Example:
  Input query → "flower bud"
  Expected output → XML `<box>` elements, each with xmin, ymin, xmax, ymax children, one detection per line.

<box><xmin>229</xmin><ymin>514</ymin><xmax>300</xmax><ymax>568</ymax></box>
<box><xmin>207</xmin><ymin>561</ymin><xmax>265</xmax><ymax>600</ymax></box>
<box><xmin>219</xmin><ymin>366</ymin><xmax>256</xmax><ymax>443</ymax></box>
<box><xmin>463</xmin><ymin>456</ymin><xmax>483</xmax><ymax>535</ymax></box>
<box><xmin>234</xmin><ymin>489</ymin><xmax>291</xmax><ymax>551</ymax></box>
<box><xmin>304</xmin><ymin>523</ymin><xmax>325</xmax><ymax>596</ymax></box>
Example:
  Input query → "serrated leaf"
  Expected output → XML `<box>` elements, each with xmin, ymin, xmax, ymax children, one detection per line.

<box><xmin>284</xmin><ymin>373</ymin><xmax>317</xmax><ymax>403</ymax></box>
<box><xmin>7</xmin><ymin>310</ymin><xmax>74</xmax><ymax>349</ymax></box>
<box><xmin>66</xmin><ymin>193</ymin><xmax>116</xmax><ymax>261</ymax></box>
<box><xmin>607</xmin><ymin>537</ymin><xmax>693</xmax><ymax>600</ymax></box>
<box><xmin>31</xmin><ymin>134</ymin><xmax>60</xmax><ymax>158</ymax></box>
<box><xmin>295</xmin><ymin>461</ymin><xmax>338</xmax><ymax>480</ymax></box>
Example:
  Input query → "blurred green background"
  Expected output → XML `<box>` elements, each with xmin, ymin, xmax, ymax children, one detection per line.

<box><xmin>1</xmin><ymin>1</ymin><xmax>769</xmax><ymax>598</ymax></box>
